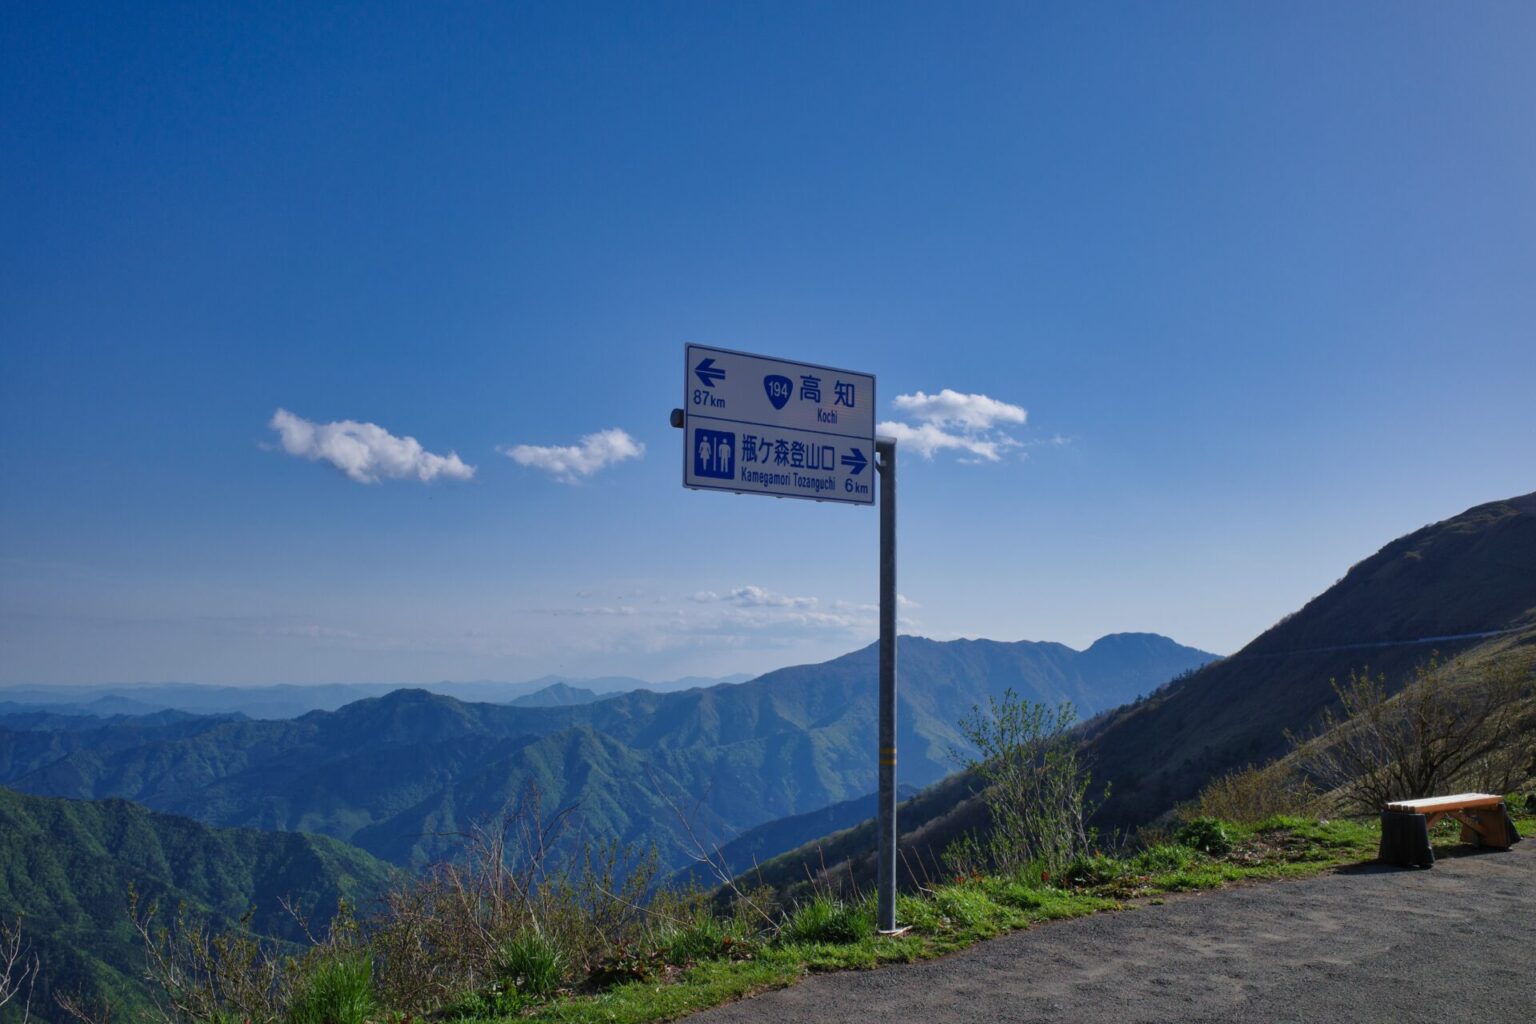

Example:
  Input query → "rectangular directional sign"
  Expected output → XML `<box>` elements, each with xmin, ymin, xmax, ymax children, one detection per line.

<box><xmin>684</xmin><ymin>344</ymin><xmax>876</xmax><ymax>505</ymax></box>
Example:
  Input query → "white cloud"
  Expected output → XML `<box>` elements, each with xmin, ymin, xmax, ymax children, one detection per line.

<box><xmin>876</xmin><ymin>421</ymin><xmax>1020</xmax><ymax>461</ymax></box>
<box><xmin>268</xmin><ymin>409</ymin><xmax>475</xmax><ymax>484</ymax></box>
<box><xmin>891</xmin><ymin>390</ymin><xmax>1026</xmax><ymax>430</ymax></box>
<box><xmin>502</xmin><ymin>428</ymin><xmax>644</xmax><ymax>484</ymax></box>
<box><xmin>879</xmin><ymin>389</ymin><xmax>1028</xmax><ymax>462</ymax></box>
<box><xmin>727</xmin><ymin>586</ymin><xmax>818</xmax><ymax>609</ymax></box>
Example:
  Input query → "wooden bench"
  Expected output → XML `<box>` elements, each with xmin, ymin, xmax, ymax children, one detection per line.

<box><xmin>1378</xmin><ymin>792</ymin><xmax>1523</xmax><ymax>868</ymax></box>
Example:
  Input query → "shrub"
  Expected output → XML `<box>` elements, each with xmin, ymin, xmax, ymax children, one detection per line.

<box><xmin>929</xmin><ymin>885</ymin><xmax>1000</xmax><ymax>929</ymax></box>
<box><xmin>1195</xmin><ymin>762</ymin><xmax>1317</xmax><ymax>823</ymax></box>
<box><xmin>658</xmin><ymin>912</ymin><xmax>731</xmax><ymax>965</ymax></box>
<box><xmin>1175</xmin><ymin>818</ymin><xmax>1232</xmax><ymax>857</ymax></box>
<box><xmin>1060</xmin><ymin>853</ymin><xmax>1124</xmax><ymax>888</ymax></box>
<box><xmin>778</xmin><ymin>894</ymin><xmax>874</xmax><ymax>945</ymax></box>
<box><xmin>1132</xmin><ymin>843</ymin><xmax>1198</xmax><ymax>873</ymax></box>
<box><xmin>286</xmin><ymin>949</ymin><xmax>375</xmax><ymax>1024</ymax></box>
<box><xmin>950</xmin><ymin>691</ymin><xmax>1100</xmax><ymax>876</ymax></box>
<box><xmin>371</xmin><ymin>786</ymin><xmax>657</xmax><ymax>1013</ymax></box>
<box><xmin>1288</xmin><ymin>652</ymin><xmax>1535</xmax><ymax>814</ymax></box>
<box><xmin>495</xmin><ymin>931</ymin><xmax>567</xmax><ymax>998</ymax></box>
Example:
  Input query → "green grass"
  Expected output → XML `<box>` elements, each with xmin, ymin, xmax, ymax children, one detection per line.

<box><xmin>459</xmin><ymin>810</ymin><xmax>1536</xmax><ymax>1024</ymax></box>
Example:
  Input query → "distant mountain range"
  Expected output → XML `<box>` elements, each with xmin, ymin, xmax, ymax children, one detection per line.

<box><xmin>0</xmin><ymin>785</ymin><xmax>396</xmax><ymax>1017</ymax></box>
<box><xmin>0</xmin><ymin>674</ymin><xmax>756</xmax><ymax>721</ymax></box>
<box><xmin>0</xmin><ymin>633</ymin><xmax>1213</xmax><ymax>873</ymax></box>
<box><xmin>742</xmin><ymin>491</ymin><xmax>1536</xmax><ymax>900</ymax></box>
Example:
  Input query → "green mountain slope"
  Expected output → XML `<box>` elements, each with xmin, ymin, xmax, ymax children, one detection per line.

<box><xmin>1083</xmin><ymin>492</ymin><xmax>1536</xmax><ymax>827</ymax></box>
<box><xmin>740</xmin><ymin>492</ymin><xmax>1536</xmax><ymax>901</ymax></box>
<box><xmin>669</xmin><ymin>784</ymin><xmax>919</xmax><ymax>890</ymax></box>
<box><xmin>1</xmin><ymin>634</ymin><xmax>1214</xmax><ymax>872</ymax></box>
<box><xmin>0</xmin><ymin>786</ymin><xmax>397</xmax><ymax>1021</ymax></box>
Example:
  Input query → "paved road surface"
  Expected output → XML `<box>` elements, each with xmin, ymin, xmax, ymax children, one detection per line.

<box><xmin>691</xmin><ymin>839</ymin><xmax>1533</xmax><ymax>1024</ymax></box>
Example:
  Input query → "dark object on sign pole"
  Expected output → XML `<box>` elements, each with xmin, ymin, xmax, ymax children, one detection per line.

<box><xmin>876</xmin><ymin>435</ymin><xmax>898</xmax><ymax>933</ymax></box>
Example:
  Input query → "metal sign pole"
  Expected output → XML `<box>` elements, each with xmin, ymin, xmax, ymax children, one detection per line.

<box><xmin>876</xmin><ymin>435</ymin><xmax>898</xmax><ymax>933</ymax></box>
<box><xmin>673</xmin><ymin>344</ymin><xmax>887</xmax><ymax>933</ymax></box>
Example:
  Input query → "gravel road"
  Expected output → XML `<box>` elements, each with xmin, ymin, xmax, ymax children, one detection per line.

<box><xmin>689</xmin><ymin>839</ymin><xmax>1533</xmax><ymax>1024</ymax></box>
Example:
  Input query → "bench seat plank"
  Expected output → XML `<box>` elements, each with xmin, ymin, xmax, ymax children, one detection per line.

<box><xmin>1384</xmin><ymin>793</ymin><xmax>1503</xmax><ymax>814</ymax></box>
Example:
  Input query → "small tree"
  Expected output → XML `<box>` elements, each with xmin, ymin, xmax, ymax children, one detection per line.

<box><xmin>950</xmin><ymin>691</ymin><xmax>1099</xmax><ymax>875</ymax></box>
<box><xmin>1289</xmin><ymin>651</ymin><xmax>1535</xmax><ymax>814</ymax></box>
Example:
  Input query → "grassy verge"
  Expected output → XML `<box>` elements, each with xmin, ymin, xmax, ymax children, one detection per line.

<box><xmin>442</xmin><ymin>810</ymin><xmax>1533</xmax><ymax>1024</ymax></box>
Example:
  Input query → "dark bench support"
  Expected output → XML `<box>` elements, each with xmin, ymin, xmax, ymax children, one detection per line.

<box><xmin>1379</xmin><ymin>810</ymin><xmax>1434</xmax><ymax>868</ymax></box>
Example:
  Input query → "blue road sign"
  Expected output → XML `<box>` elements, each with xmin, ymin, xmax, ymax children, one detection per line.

<box><xmin>683</xmin><ymin>345</ymin><xmax>875</xmax><ymax>505</ymax></box>
<box><xmin>763</xmin><ymin>374</ymin><xmax>792</xmax><ymax>410</ymax></box>
<box><xmin>693</xmin><ymin>428</ymin><xmax>736</xmax><ymax>480</ymax></box>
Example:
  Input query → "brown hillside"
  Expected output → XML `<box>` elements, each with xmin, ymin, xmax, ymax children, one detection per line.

<box><xmin>1082</xmin><ymin>491</ymin><xmax>1536</xmax><ymax>827</ymax></box>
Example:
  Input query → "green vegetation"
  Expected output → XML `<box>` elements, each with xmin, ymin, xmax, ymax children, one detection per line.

<box><xmin>79</xmin><ymin>807</ymin><xmax>1536</xmax><ymax>1024</ymax></box>
<box><xmin>285</xmin><ymin>949</ymin><xmax>375</xmax><ymax>1024</ymax></box>
<box><xmin>0</xmin><ymin>786</ymin><xmax>397</xmax><ymax>1019</ymax></box>
<box><xmin>948</xmin><ymin>692</ymin><xmax>1098</xmax><ymax>876</ymax></box>
<box><xmin>495</xmin><ymin>932</ymin><xmax>568</xmax><ymax>998</ymax></box>
<box><xmin>451</xmin><ymin>811</ymin><xmax>1536</xmax><ymax>1024</ymax></box>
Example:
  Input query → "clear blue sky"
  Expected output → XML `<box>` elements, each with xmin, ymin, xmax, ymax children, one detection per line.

<box><xmin>3</xmin><ymin>3</ymin><xmax>1533</xmax><ymax>685</ymax></box>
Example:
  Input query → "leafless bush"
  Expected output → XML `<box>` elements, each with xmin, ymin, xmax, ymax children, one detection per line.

<box><xmin>372</xmin><ymin>784</ymin><xmax>660</xmax><ymax>1014</ymax></box>
<box><xmin>1194</xmin><ymin>762</ymin><xmax>1318</xmax><ymax>823</ymax></box>
<box><xmin>0</xmin><ymin>916</ymin><xmax>38</xmax><ymax>1024</ymax></box>
<box><xmin>646</xmin><ymin>765</ymin><xmax>779</xmax><ymax>935</ymax></box>
<box><xmin>1289</xmin><ymin>651</ymin><xmax>1535</xmax><ymax>815</ymax></box>
<box><xmin>126</xmin><ymin>885</ymin><xmax>286</xmax><ymax>1024</ymax></box>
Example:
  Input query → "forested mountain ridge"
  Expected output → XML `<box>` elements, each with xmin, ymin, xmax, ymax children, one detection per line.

<box><xmin>0</xmin><ymin>634</ymin><xmax>1214</xmax><ymax>872</ymax></box>
<box><xmin>0</xmin><ymin>785</ymin><xmax>397</xmax><ymax>1020</ymax></box>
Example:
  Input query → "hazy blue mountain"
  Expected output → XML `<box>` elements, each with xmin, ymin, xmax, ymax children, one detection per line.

<box><xmin>1</xmin><ymin>634</ymin><xmax>1214</xmax><ymax>872</ymax></box>
<box><xmin>509</xmin><ymin>682</ymin><xmax>603</xmax><ymax>707</ymax></box>
<box><xmin>0</xmin><ymin>673</ymin><xmax>758</xmax><ymax>721</ymax></box>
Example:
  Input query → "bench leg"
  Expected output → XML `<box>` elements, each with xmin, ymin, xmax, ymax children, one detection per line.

<box><xmin>1379</xmin><ymin>811</ymin><xmax>1434</xmax><ymax>867</ymax></box>
<box><xmin>1454</xmin><ymin>804</ymin><xmax>1514</xmax><ymax>850</ymax></box>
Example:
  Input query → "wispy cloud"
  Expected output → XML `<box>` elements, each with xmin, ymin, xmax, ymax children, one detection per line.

<box><xmin>549</xmin><ymin>606</ymin><xmax>641</xmax><ymax>617</ymax></box>
<box><xmin>692</xmin><ymin>586</ymin><xmax>819</xmax><ymax>609</ymax></box>
<box><xmin>502</xmin><ymin>428</ymin><xmax>644</xmax><ymax>484</ymax></box>
<box><xmin>683</xmin><ymin>585</ymin><xmax>918</xmax><ymax>636</ymax></box>
<box><xmin>878</xmin><ymin>389</ymin><xmax>1027</xmax><ymax>462</ymax></box>
<box><xmin>268</xmin><ymin>409</ymin><xmax>475</xmax><ymax>484</ymax></box>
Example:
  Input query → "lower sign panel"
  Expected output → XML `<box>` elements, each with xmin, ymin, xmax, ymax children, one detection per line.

<box><xmin>684</xmin><ymin>419</ymin><xmax>874</xmax><ymax>505</ymax></box>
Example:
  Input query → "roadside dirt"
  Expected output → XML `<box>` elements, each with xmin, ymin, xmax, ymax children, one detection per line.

<box><xmin>689</xmin><ymin>839</ymin><xmax>1533</xmax><ymax>1023</ymax></box>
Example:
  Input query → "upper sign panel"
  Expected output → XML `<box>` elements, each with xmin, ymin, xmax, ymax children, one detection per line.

<box><xmin>683</xmin><ymin>344</ymin><xmax>876</xmax><ymax>505</ymax></box>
